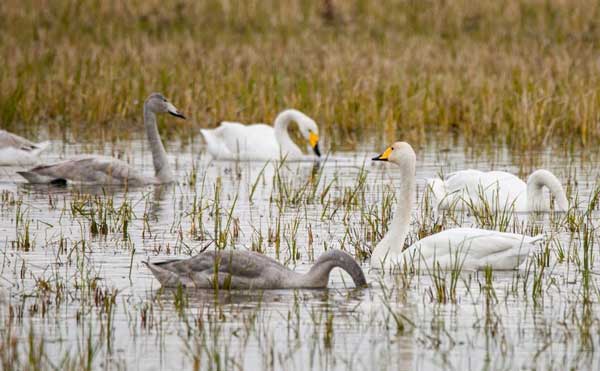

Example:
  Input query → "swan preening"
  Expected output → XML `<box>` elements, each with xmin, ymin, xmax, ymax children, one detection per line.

<box><xmin>17</xmin><ymin>93</ymin><xmax>185</xmax><ymax>185</ymax></box>
<box><xmin>200</xmin><ymin>109</ymin><xmax>321</xmax><ymax>161</ymax></box>
<box><xmin>0</xmin><ymin>130</ymin><xmax>50</xmax><ymax>165</ymax></box>
<box><xmin>144</xmin><ymin>249</ymin><xmax>367</xmax><ymax>289</ymax></box>
<box><xmin>427</xmin><ymin>169</ymin><xmax>568</xmax><ymax>213</ymax></box>
<box><xmin>370</xmin><ymin>142</ymin><xmax>544</xmax><ymax>271</ymax></box>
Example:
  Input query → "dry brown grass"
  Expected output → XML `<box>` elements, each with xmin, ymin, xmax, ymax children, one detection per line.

<box><xmin>2</xmin><ymin>0</ymin><xmax>600</xmax><ymax>150</ymax></box>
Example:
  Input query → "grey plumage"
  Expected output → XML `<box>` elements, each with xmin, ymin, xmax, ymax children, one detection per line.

<box><xmin>0</xmin><ymin>130</ymin><xmax>43</xmax><ymax>152</ymax></box>
<box><xmin>17</xmin><ymin>93</ymin><xmax>184</xmax><ymax>184</ymax></box>
<box><xmin>18</xmin><ymin>155</ymin><xmax>147</xmax><ymax>184</ymax></box>
<box><xmin>144</xmin><ymin>249</ymin><xmax>367</xmax><ymax>289</ymax></box>
<box><xmin>0</xmin><ymin>130</ymin><xmax>50</xmax><ymax>165</ymax></box>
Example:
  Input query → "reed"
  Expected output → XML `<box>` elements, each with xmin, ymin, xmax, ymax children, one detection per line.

<box><xmin>2</xmin><ymin>0</ymin><xmax>600</xmax><ymax>151</ymax></box>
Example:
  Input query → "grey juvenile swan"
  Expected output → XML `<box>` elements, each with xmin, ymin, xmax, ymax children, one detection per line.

<box><xmin>144</xmin><ymin>249</ymin><xmax>367</xmax><ymax>289</ymax></box>
<box><xmin>17</xmin><ymin>93</ymin><xmax>185</xmax><ymax>184</ymax></box>
<box><xmin>0</xmin><ymin>130</ymin><xmax>50</xmax><ymax>165</ymax></box>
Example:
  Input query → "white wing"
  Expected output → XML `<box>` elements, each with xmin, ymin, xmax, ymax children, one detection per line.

<box><xmin>397</xmin><ymin>228</ymin><xmax>540</xmax><ymax>270</ymax></box>
<box><xmin>434</xmin><ymin>170</ymin><xmax>527</xmax><ymax>211</ymax></box>
<box><xmin>201</xmin><ymin>122</ymin><xmax>280</xmax><ymax>160</ymax></box>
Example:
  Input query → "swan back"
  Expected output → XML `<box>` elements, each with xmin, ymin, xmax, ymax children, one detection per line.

<box><xmin>430</xmin><ymin>170</ymin><xmax>530</xmax><ymax>212</ymax></box>
<box><xmin>201</xmin><ymin>122</ymin><xmax>281</xmax><ymax>160</ymax></box>
<box><xmin>526</xmin><ymin>169</ymin><xmax>568</xmax><ymax>212</ymax></box>
<box><xmin>146</xmin><ymin>249</ymin><xmax>366</xmax><ymax>289</ymax></box>
<box><xmin>398</xmin><ymin>228</ymin><xmax>541</xmax><ymax>271</ymax></box>
<box><xmin>145</xmin><ymin>250</ymin><xmax>290</xmax><ymax>289</ymax></box>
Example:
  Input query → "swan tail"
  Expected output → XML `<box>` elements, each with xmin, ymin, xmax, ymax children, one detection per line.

<box><xmin>17</xmin><ymin>170</ymin><xmax>58</xmax><ymax>184</ymax></box>
<box><xmin>199</xmin><ymin>129</ymin><xmax>213</xmax><ymax>144</ymax></box>
<box><xmin>200</xmin><ymin>129</ymin><xmax>225</xmax><ymax>159</ymax></box>
<box><xmin>143</xmin><ymin>260</ymin><xmax>182</xmax><ymax>287</ymax></box>
<box><xmin>527</xmin><ymin>234</ymin><xmax>545</xmax><ymax>244</ymax></box>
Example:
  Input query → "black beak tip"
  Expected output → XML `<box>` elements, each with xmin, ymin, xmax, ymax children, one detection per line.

<box><xmin>372</xmin><ymin>155</ymin><xmax>386</xmax><ymax>161</ymax></box>
<box><xmin>313</xmin><ymin>144</ymin><xmax>321</xmax><ymax>157</ymax></box>
<box><xmin>169</xmin><ymin>111</ymin><xmax>186</xmax><ymax>119</ymax></box>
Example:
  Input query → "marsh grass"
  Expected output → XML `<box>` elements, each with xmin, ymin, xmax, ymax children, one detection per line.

<box><xmin>0</xmin><ymin>18</ymin><xmax>600</xmax><ymax>365</ymax></box>
<box><xmin>3</xmin><ymin>0</ymin><xmax>600</xmax><ymax>152</ymax></box>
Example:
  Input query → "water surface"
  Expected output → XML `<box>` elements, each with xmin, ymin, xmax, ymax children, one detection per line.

<box><xmin>0</xmin><ymin>138</ymin><xmax>598</xmax><ymax>370</ymax></box>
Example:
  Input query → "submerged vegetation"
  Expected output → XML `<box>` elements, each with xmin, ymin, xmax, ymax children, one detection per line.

<box><xmin>2</xmin><ymin>0</ymin><xmax>600</xmax><ymax>150</ymax></box>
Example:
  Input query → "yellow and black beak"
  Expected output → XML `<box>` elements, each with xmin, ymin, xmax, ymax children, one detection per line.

<box><xmin>309</xmin><ymin>132</ymin><xmax>321</xmax><ymax>157</ymax></box>
<box><xmin>372</xmin><ymin>147</ymin><xmax>392</xmax><ymax>161</ymax></box>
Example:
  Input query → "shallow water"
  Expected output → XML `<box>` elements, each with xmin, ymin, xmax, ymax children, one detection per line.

<box><xmin>0</xmin><ymin>138</ymin><xmax>599</xmax><ymax>370</ymax></box>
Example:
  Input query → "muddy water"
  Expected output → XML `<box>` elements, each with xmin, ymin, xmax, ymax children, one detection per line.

<box><xmin>0</xmin><ymin>138</ymin><xmax>598</xmax><ymax>370</ymax></box>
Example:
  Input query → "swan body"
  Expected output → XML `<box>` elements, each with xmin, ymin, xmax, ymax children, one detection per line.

<box><xmin>383</xmin><ymin>227</ymin><xmax>542</xmax><ymax>271</ymax></box>
<box><xmin>427</xmin><ymin>169</ymin><xmax>568</xmax><ymax>212</ymax></box>
<box><xmin>371</xmin><ymin>142</ymin><xmax>544</xmax><ymax>271</ymax></box>
<box><xmin>145</xmin><ymin>249</ymin><xmax>367</xmax><ymax>289</ymax></box>
<box><xmin>17</xmin><ymin>93</ymin><xmax>185</xmax><ymax>185</ymax></box>
<box><xmin>201</xmin><ymin>109</ymin><xmax>321</xmax><ymax>161</ymax></box>
<box><xmin>0</xmin><ymin>130</ymin><xmax>50</xmax><ymax>165</ymax></box>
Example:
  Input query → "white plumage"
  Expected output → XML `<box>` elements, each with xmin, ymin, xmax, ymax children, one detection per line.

<box><xmin>370</xmin><ymin>142</ymin><xmax>544</xmax><ymax>271</ymax></box>
<box><xmin>427</xmin><ymin>169</ymin><xmax>568</xmax><ymax>212</ymax></box>
<box><xmin>201</xmin><ymin>109</ymin><xmax>321</xmax><ymax>161</ymax></box>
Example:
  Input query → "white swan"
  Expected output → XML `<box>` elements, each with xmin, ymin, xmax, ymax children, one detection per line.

<box><xmin>370</xmin><ymin>142</ymin><xmax>544</xmax><ymax>271</ymax></box>
<box><xmin>427</xmin><ymin>169</ymin><xmax>568</xmax><ymax>212</ymax></box>
<box><xmin>17</xmin><ymin>93</ymin><xmax>185</xmax><ymax>185</ymax></box>
<box><xmin>0</xmin><ymin>130</ymin><xmax>50</xmax><ymax>165</ymax></box>
<box><xmin>200</xmin><ymin>109</ymin><xmax>321</xmax><ymax>161</ymax></box>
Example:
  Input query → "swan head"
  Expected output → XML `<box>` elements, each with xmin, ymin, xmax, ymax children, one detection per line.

<box><xmin>297</xmin><ymin>116</ymin><xmax>321</xmax><ymax>157</ymax></box>
<box><xmin>372</xmin><ymin>141</ymin><xmax>416</xmax><ymax>166</ymax></box>
<box><xmin>145</xmin><ymin>93</ymin><xmax>186</xmax><ymax>119</ymax></box>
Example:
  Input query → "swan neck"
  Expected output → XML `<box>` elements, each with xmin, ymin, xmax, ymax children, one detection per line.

<box><xmin>371</xmin><ymin>161</ymin><xmax>415</xmax><ymax>267</ymax></box>
<box><xmin>294</xmin><ymin>250</ymin><xmax>366</xmax><ymax>288</ymax></box>
<box><xmin>526</xmin><ymin>170</ymin><xmax>567</xmax><ymax>211</ymax></box>
<box><xmin>144</xmin><ymin>105</ymin><xmax>173</xmax><ymax>183</ymax></box>
<box><xmin>273</xmin><ymin>111</ymin><xmax>303</xmax><ymax>157</ymax></box>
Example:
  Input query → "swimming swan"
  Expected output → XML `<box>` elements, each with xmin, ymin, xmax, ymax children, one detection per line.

<box><xmin>0</xmin><ymin>130</ymin><xmax>50</xmax><ymax>165</ymax></box>
<box><xmin>144</xmin><ymin>249</ymin><xmax>367</xmax><ymax>289</ymax></box>
<box><xmin>17</xmin><ymin>93</ymin><xmax>185</xmax><ymax>184</ymax></box>
<box><xmin>370</xmin><ymin>142</ymin><xmax>544</xmax><ymax>271</ymax></box>
<box><xmin>200</xmin><ymin>109</ymin><xmax>321</xmax><ymax>161</ymax></box>
<box><xmin>427</xmin><ymin>169</ymin><xmax>568</xmax><ymax>212</ymax></box>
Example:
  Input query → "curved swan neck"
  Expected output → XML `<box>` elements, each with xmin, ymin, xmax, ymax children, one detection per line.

<box><xmin>371</xmin><ymin>159</ymin><xmax>416</xmax><ymax>267</ymax></box>
<box><xmin>294</xmin><ymin>250</ymin><xmax>366</xmax><ymax>288</ymax></box>
<box><xmin>273</xmin><ymin>110</ymin><xmax>304</xmax><ymax>157</ymax></box>
<box><xmin>526</xmin><ymin>169</ymin><xmax>568</xmax><ymax>211</ymax></box>
<box><xmin>144</xmin><ymin>104</ymin><xmax>173</xmax><ymax>183</ymax></box>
